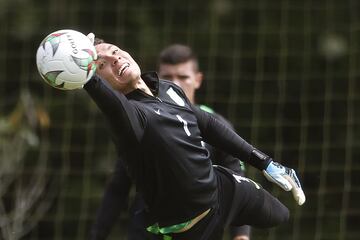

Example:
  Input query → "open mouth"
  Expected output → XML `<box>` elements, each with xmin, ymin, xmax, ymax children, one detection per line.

<box><xmin>118</xmin><ymin>62</ymin><xmax>130</xmax><ymax>76</ymax></box>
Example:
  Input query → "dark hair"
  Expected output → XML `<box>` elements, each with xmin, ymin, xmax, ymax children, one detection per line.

<box><xmin>158</xmin><ymin>44</ymin><xmax>199</xmax><ymax>71</ymax></box>
<box><xmin>94</xmin><ymin>37</ymin><xmax>104</xmax><ymax>45</ymax></box>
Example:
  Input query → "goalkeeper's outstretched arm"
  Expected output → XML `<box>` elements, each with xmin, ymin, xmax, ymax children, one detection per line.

<box><xmin>192</xmin><ymin>105</ymin><xmax>306</xmax><ymax>205</ymax></box>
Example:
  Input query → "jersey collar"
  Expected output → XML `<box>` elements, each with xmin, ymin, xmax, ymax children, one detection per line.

<box><xmin>141</xmin><ymin>71</ymin><xmax>160</xmax><ymax>95</ymax></box>
<box><xmin>126</xmin><ymin>71</ymin><xmax>160</xmax><ymax>100</ymax></box>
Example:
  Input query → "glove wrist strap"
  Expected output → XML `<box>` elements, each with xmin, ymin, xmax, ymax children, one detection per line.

<box><xmin>250</xmin><ymin>149</ymin><xmax>272</xmax><ymax>170</ymax></box>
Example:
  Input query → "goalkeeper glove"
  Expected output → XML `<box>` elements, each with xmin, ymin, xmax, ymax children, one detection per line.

<box><xmin>263</xmin><ymin>161</ymin><xmax>306</xmax><ymax>205</ymax></box>
<box><xmin>86</xmin><ymin>32</ymin><xmax>98</xmax><ymax>60</ymax></box>
<box><xmin>87</xmin><ymin>32</ymin><xmax>95</xmax><ymax>45</ymax></box>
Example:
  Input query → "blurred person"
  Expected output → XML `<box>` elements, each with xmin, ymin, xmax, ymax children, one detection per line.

<box><xmin>86</xmin><ymin>34</ymin><xmax>305</xmax><ymax>240</ymax></box>
<box><xmin>158</xmin><ymin>44</ymin><xmax>250</xmax><ymax>240</ymax></box>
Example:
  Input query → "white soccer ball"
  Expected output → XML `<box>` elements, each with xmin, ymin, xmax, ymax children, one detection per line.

<box><xmin>36</xmin><ymin>29</ymin><xmax>97</xmax><ymax>90</ymax></box>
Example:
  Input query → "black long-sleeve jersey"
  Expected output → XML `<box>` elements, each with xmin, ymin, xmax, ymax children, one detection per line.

<box><xmin>198</xmin><ymin>107</ymin><xmax>244</xmax><ymax>173</ymax></box>
<box><xmin>91</xmin><ymin>104</ymin><xmax>245</xmax><ymax>240</ymax></box>
<box><xmin>84</xmin><ymin>72</ymin><xmax>269</xmax><ymax>227</ymax></box>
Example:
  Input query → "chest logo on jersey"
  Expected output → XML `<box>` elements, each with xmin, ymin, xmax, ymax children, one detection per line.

<box><xmin>154</xmin><ymin>109</ymin><xmax>161</xmax><ymax>115</ymax></box>
<box><xmin>166</xmin><ymin>87</ymin><xmax>185</xmax><ymax>106</ymax></box>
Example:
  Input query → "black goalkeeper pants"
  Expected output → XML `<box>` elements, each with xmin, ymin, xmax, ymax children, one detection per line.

<box><xmin>163</xmin><ymin>166</ymin><xmax>289</xmax><ymax>240</ymax></box>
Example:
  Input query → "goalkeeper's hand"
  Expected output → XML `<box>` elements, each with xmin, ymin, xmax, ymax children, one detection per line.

<box><xmin>87</xmin><ymin>32</ymin><xmax>95</xmax><ymax>45</ymax></box>
<box><xmin>87</xmin><ymin>32</ymin><xmax>98</xmax><ymax>60</ymax></box>
<box><xmin>263</xmin><ymin>161</ymin><xmax>306</xmax><ymax>205</ymax></box>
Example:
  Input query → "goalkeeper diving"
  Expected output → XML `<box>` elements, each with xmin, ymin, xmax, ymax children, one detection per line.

<box><xmin>46</xmin><ymin>31</ymin><xmax>306</xmax><ymax>240</ymax></box>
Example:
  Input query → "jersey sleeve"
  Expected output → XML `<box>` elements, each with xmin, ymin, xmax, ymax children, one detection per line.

<box><xmin>209</xmin><ymin>112</ymin><xmax>244</xmax><ymax>173</ymax></box>
<box><xmin>84</xmin><ymin>76</ymin><xmax>144</xmax><ymax>143</ymax></box>
<box><xmin>191</xmin><ymin>105</ymin><xmax>270</xmax><ymax>170</ymax></box>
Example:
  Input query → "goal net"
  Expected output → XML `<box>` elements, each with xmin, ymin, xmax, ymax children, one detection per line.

<box><xmin>0</xmin><ymin>0</ymin><xmax>359</xmax><ymax>239</ymax></box>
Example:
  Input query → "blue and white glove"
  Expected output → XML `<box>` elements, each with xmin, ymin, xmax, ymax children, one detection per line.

<box><xmin>263</xmin><ymin>161</ymin><xmax>306</xmax><ymax>205</ymax></box>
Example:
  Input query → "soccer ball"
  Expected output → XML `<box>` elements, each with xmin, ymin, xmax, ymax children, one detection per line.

<box><xmin>36</xmin><ymin>29</ymin><xmax>97</xmax><ymax>90</ymax></box>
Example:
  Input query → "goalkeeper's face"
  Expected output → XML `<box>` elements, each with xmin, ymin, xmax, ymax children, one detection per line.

<box><xmin>95</xmin><ymin>43</ymin><xmax>141</xmax><ymax>94</ymax></box>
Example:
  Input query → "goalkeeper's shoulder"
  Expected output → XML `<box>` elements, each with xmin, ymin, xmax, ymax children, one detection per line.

<box><xmin>198</xmin><ymin>104</ymin><xmax>234</xmax><ymax>129</ymax></box>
